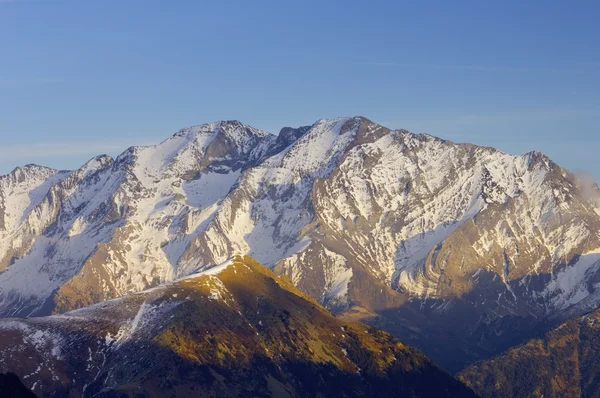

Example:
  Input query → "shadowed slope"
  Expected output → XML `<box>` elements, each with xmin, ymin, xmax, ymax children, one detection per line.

<box><xmin>0</xmin><ymin>373</ymin><xmax>36</xmax><ymax>397</ymax></box>
<box><xmin>0</xmin><ymin>256</ymin><xmax>476</xmax><ymax>397</ymax></box>
<box><xmin>458</xmin><ymin>307</ymin><xmax>600</xmax><ymax>398</ymax></box>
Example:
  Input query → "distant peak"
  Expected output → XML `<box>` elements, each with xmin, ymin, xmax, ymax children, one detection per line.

<box><xmin>217</xmin><ymin>120</ymin><xmax>272</xmax><ymax>137</ymax></box>
<box><xmin>523</xmin><ymin>150</ymin><xmax>552</xmax><ymax>169</ymax></box>
<box><xmin>14</xmin><ymin>163</ymin><xmax>55</xmax><ymax>172</ymax></box>
<box><xmin>76</xmin><ymin>154</ymin><xmax>114</xmax><ymax>174</ymax></box>
<box><xmin>2</xmin><ymin>163</ymin><xmax>59</xmax><ymax>181</ymax></box>
<box><xmin>313</xmin><ymin>116</ymin><xmax>353</xmax><ymax>126</ymax></box>
<box><xmin>171</xmin><ymin>120</ymin><xmax>271</xmax><ymax>141</ymax></box>
<box><xmin>350</xmin><ymin>115</ymin><xmax>376</xmax><ymax>124</ymax></box>
<box><xmin>218</xmin><ymin>120</ymin><xmax>246</xmax><ymax>128</ymax></box>
<box><xmin>88</xmin><ymin>154</ymin><xmax>114</xmax><ymax>164</ymax></box>
<box><xmin>525</xmin><ymin>150</ymin><xmax>546</xmax><ymax>159</ymax></box>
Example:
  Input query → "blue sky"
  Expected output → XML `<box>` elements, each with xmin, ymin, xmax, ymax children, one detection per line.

<box><xmin>1</xmin><ymin>0</ymin><xmax>599</xmax><ymax>179</ymax></box>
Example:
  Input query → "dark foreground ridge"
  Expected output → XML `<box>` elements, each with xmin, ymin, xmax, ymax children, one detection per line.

<box><xmin>0</xmin><ymin>256</ymin><xmax>476</xmax><ymax>397</ymax></box>
<box><xmin>0</xmin><ymin>373</ymin><xmax>36</xmax><ymax>397</ymax></box>
<box><xmin>458</xmin><ymin>307</ymin><xmax>600</xmax><ymax>398</ymax></box>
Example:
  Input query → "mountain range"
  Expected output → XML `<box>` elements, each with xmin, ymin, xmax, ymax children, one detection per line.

<box><xmin>1</xmin><ymin>116</ymin><xmax>599</xmax><ymax>376</ymax></box>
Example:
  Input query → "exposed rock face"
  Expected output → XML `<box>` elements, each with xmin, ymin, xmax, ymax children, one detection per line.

<box><xmin>0</xmin><ymin>117</ymin><xmax>599</xmax><ymax>371</ymax></box>
<box><xmin>458</xmin><ymin>307</ymin><xmax>600</xmax><ymax>398</ymax></box>
<box><xmin>0</xmin><ymin>256</ymin><xmax>475</xmax><ymax>397</ymax></box>
<box><xmin>0</xmin><ymin>121</ymin><xmax>276</xmax><ymax>317</ymax></box>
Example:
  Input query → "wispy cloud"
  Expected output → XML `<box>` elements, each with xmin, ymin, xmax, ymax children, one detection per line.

<box><xmin>355</xmin><ymin>62</ymin><xmax>593</xmax><ymax>74</ymax></box>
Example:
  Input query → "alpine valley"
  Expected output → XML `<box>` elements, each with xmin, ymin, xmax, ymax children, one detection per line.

<box><xmin>1</xmin><ymin>116</ymin><xmax>600</xmax><ymax>394</ymax></box>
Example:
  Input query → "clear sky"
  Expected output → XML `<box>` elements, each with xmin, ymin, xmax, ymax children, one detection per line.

<box><xmin>1</xmin><ymin>0</ymin><xmax>599</xmax><ymax>180</ymax></box>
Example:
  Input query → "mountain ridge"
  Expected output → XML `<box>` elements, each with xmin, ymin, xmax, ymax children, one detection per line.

<box><xmin>458</xmin><ymin>306</ymin><xmax>600</xmax><ymax>397</ymax></box>
<box><xmin>0</xmin><ymin>255</ymin><xmax>476</xmax><ymax>397</ymax></box>
<box><xmin>0</xmin><ymin>116</ymin><xmax>599</xmax><ymax>372</ymax></box>
<box><xmin>0</xmin><ymin>117</ymin><xmax>559</xmax><ymax>182</ymax></box>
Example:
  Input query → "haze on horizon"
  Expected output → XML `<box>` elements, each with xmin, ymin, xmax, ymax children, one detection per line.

<box><xmin>1</xmin><ymin>0</ymin><xmax>598</xmax><ymax>180</ymax></box>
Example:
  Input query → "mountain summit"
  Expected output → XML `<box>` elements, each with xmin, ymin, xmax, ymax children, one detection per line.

<box><xmin>1</xmin><ymin>117</ymin><xmax>599</xmax><ymax>371</ymax></box>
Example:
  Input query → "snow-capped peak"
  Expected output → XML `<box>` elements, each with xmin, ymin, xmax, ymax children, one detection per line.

<box><xmin>0</xmin><ymin>117</ymin><xmax>599</xmax><ymax>373</ymax></box>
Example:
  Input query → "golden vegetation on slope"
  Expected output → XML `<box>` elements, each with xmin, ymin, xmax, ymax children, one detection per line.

<box><xmin>112</xmin><ymin>255</ymin><xmax>476</xmax><ymax>397</ymax></box>
<box><xmin>459</xmin><ymin>308</ymin><xmax>600</xmax><ymax>398</ymax></box>
<box><xmin>155</xmin><ymin>256</ymin><xmax>415</xmax><ymax>374</ymax></box>
<box><xmin>0</xmin><ymin>255</ymin><xmax>476</xmax><ymax>397</ymax></box>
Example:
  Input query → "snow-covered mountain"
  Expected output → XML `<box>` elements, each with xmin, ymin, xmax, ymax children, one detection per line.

<box><xmin>1</xmin><ymin>116</ymin><xmax>599</xmax><ymax>370</ymax></box>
